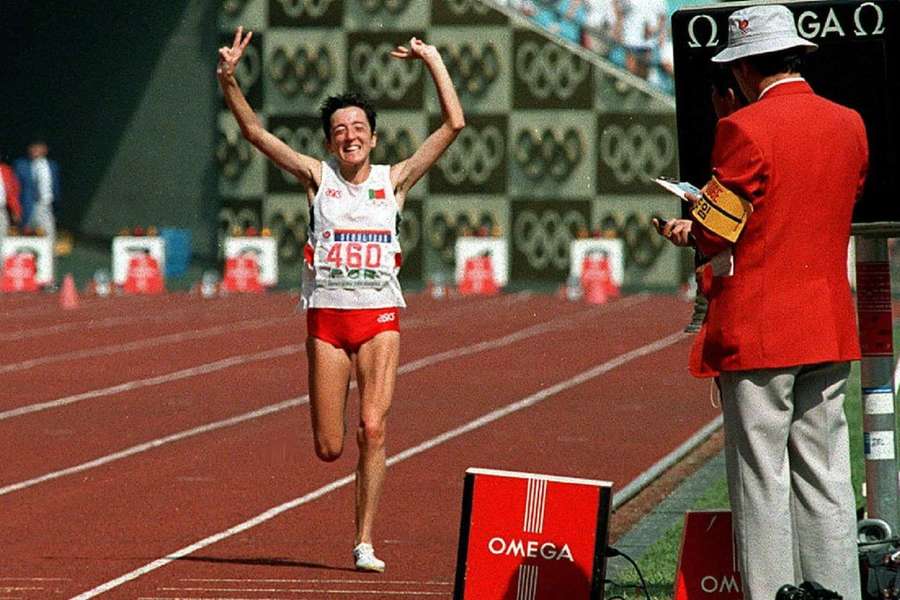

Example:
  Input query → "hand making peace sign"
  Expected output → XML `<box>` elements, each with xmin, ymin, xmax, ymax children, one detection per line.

<box><xmin>217</xmin><ymin>26</ymin><xmax>253</xmax><ymax>79</ymax></box>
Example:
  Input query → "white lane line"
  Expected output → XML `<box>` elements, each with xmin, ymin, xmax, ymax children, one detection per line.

<box><xmin>0</xmin><ymin>304</ymin><xmax>626</xmax><ymax>496</ymax></box>
<box><xmin>0</xmin><ymin>346</ymin><xmax>304</xmax><ymax>422</ymax></box>
<box><xmin>0</xmin><ymin>316</ymin><xmax>298</xmax><ymax>375</ymax></box>
<box><xmin>0</xmin><ymin>578</ymin><xmax>69</xmax><ymax>581</ymax></box>
<box><xmin>0</xmin><ymin>309</ymin><xmax>201</xmax><ymax>342</ymax></box>
<box><xmin>70</xmin><ymin>330</ymin><xmax>685</xmax><ymax>600</ymax></box>
<box><xmin>161</xmin><ymin>588</ymin><xmax>449</xmax><ymax>595</ymax></box>
<box><xmin>0</xmin><ymin>296</ymin><xmax>626</xmax><ymax>421</ymax></box>
<box><xmin>0</xmin><ymin>294</ymin><xmax>158</xmax><ymax>319</ymax></box>
<box><xmin>180</xmin><ymin>578</ymin><xmax>451</xmax><ymax>585</ymax></box>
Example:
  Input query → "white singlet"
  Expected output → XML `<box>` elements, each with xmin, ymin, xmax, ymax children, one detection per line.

<box><xmin>301</xmin><ymin>158</ymin><xmax>405</xmax><ymax>310</ymax></box>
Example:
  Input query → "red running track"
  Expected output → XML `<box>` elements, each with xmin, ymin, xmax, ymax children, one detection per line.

<box><xmin>0</xmin><ymin>291</ymin><xmax>714</xmax><ymax>599</ymax></box>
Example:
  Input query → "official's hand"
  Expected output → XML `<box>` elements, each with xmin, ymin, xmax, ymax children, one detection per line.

<box><xmin>652</xmin><ymin>218</ymin><xmax>694</xmax><ymax>247</ymax></box>
<box><xmin>218</xmin><ymin>26</ymin><xmax>253</xmax><ymax>79</ymax></box>
<box><xmin>684</xmin><ymin>191</ymin><xmax>701</xmax><ymax>206</ymax></box>
<box><xmin>391</xmin><ymin>37</ymin><xmax>440</xmax><ymax>63</ymax></box>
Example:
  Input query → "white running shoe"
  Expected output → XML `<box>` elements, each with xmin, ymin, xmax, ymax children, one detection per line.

<box><xmin>353</xmin><ymin>542</ymin><xmax>385</xmax><ymax>573</ymax></box>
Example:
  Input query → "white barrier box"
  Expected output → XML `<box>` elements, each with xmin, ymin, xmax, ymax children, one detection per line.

<box><xmin>569</xmin><ymin>239</ymin><xmax>625</xmax><ymax>287</ymax></box>
<box><xmin>455</xmin><ymin>237</ymin><xmax>509</xmax><ymax>288</ymax></box>
<box><xmin>223</xmin><ymin>236</ymin><xmax>278</xmax><ymax>287</ymax></box>
<box><xmin>1</xmin><ymin>236</ymin><xmax>55</xmax><ymax>287</ymax></box>
<box><xmin>112</xmin><ymin>236</ymin><xmax>166</xmax><ymax>285</ymax></box>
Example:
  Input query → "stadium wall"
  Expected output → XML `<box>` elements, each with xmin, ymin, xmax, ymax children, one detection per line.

<box><xmin>217</xmin><ymin>0</ymin><xmax>687</xmax><ymax>290</ymax></box>
<box><xmin>0</xmin><ymin>1</ymin><xmax>220</xmax><ymax>258</ymax></box>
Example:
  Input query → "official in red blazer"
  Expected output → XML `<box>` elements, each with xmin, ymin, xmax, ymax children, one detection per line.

<box><xmin>656</xmin><ymin>5</ymin><xmax>867</xmax><ymax>599</ymax></box>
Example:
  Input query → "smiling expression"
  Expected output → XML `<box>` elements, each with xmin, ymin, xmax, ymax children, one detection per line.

<box><xmin>326</xmin><ymin>106</ymin><xmax>377</xmax><ymax>167</ymax></box>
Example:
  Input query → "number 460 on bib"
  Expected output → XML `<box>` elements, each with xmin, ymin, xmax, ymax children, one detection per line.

<box><xmin>325</xmin><ymin>242</ymin><xmax>383</xmax><ymax>269</ymax></box>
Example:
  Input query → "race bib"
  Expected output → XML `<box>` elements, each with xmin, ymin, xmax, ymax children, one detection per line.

<box><xmin>692</xmin><ymin>177</ymin><xmax>753</xmax><ymax>243</ymax></box>
<box><xmin>314</xmin><ymin>229</ymin><xmax>396</xmax><ymax>289</ymax></box>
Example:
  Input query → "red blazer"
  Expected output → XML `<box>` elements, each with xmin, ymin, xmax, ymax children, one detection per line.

<box><xmin>0</xmin><ymin>163</ymin><xmax>21</xmax><ymax>222</ymax></box>
<box><xmin>690</xmin><ymin>80</ymin><xmax>868</xmax><ymax>377</ymax></box>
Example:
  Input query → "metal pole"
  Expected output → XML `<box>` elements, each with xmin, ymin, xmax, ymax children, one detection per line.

<box><xmin>854</xmin><ymin>235</ymin><xmax>900</xmax><ymax>535</ymax></box>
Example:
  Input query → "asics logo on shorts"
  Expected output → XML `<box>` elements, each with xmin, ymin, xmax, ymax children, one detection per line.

<box><xmin>376</xmin><ymin>312</ymin><xmax>396</xmax><ymax>324</ymax></box>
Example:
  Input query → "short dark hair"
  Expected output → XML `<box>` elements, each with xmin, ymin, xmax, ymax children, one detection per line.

<box><xmin>743</xmin><ymin>49</ymin><xmax>805</xmax><ymax>77</ymax></box>
<box><xmin>320</xmin><ymin>93</ymin><xmax>377</xmax><ymax>141</ymax></box>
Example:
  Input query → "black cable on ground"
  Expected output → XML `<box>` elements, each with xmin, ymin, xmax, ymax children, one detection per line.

<box><xmin>606</xmin><ymin>546</ymin><xmax>651</xmax><ymax>600</ymax></box>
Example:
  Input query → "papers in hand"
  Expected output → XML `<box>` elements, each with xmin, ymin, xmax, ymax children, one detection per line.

<box><xmin>653</xmin><ymin>177</ymin><xmax>701</xmax><ymax>202</ymax></box>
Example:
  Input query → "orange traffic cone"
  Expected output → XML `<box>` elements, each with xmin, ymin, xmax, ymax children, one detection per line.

<box><xmin>60</xmin><ymin>273</ymin><xmax>79</xmax><ymax>310</ymax></box>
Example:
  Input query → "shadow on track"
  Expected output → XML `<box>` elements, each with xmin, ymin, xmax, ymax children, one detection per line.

<box><xmin>177</xmin><ymin>555</ymin><xmax>359</xmax><ymax>573</ymax></box>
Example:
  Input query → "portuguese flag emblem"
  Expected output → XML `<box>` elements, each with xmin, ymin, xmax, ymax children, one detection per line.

<box><xmin>369</xmin><ymin>188</ymin><xmax>386</xmax><ymax>200</ymax></box>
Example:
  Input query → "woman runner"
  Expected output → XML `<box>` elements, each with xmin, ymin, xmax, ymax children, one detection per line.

<box><xmin>217</xmin><ymin>26</ymin><xmax>465</xmax><ymax>572</ymax></box>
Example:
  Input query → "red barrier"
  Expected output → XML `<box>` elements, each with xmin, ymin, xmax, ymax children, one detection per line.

<box><xmin>454</xmin><ymin>468</ymin><xmax>612</xmax><ymax>600</ymax></box>
<box><xmin>123</xmin><ymin>253</ymin><xmax>164</xmax><ymax>294</ymax></box>
<box><xmin>674</xmin><ymin>511</ymin><xmax>742</xmax><ymax>599</ymax></box>
<box><xmin>222</xmin><ymin>254</ymin><xmax>263</xmax><ymax>293</ymax></box>
<box><xmin>580</xmin><ymin>254</ymin><xmax>619</xmax><ymax>305</ymax></box>
<box><xmin>459</xmin><ymin>255</ymin><xmax>499</xmax><ymax>296</ymax></box>
<box><xmin>1</xmin><ymin>252</ymin><xmax>39</xmax><ymax>292</ymax></box>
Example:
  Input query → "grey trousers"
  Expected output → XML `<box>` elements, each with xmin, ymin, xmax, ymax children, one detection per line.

<box><xmin>719</xmin><ymin>362</ymin><xmax>860</xmax><ymax>600</ymax></box>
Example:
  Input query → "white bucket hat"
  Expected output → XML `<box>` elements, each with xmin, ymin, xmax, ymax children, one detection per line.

<box><xmin>712</xmin><ymin>4</ymin><xmax>818</xmax><ymax>63</ymax></box>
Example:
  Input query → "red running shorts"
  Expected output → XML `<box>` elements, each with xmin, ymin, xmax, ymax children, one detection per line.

<box><xmin>307</xmin><ymin>307</ymin><xmax>400</xmax><ymax>353</ymax></box>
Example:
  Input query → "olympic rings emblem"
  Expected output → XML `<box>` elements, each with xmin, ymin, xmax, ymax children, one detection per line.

<box><xmin>232</xmin><ymin>42</ymin><xmax>262</xmax><ymax>93</ymax></box>
<box><xmin>444</xmin><ymin>0</ymin><xmax>491</xmax><ymax>16</ymax></box>
<box><xmin>427</xmin><ymin>210</ymin><xmax>499</xmax><ymax>264</ymax></box>
<box><xmin>597</xmin><ymin>212</ymin><xmax>666</xmax><ymax>269</ymax></box>
<box><xmin>274</xmin><ymin>0</ymin><xmax>335</xmax><ymax>18</ymax></box>
<box><xmin>266</xmin><ymin>209</ymin><xmax>309</xmax><ymax>263</ymax></box>
<box><xmin>372</xmin><ymin>128</ymin><xmax>416</xmax><ymax>166</ymax></box>
<box><xmin>216</xmin><ymin>128</ymin><xmax>254</xmax><ymax>181</ymax></box>
<box><xmin>515</xmin><ymin>41</ymin><xmax>589</xmax><ymax>100</ymax></box>
<box><xmin>350</xmin><ymin>42</ymin><xmax>422</xmax><ymax>101</ymax></box>
<box><xmin>269</xmin><ymin>44</ymin><xmax>333</xmax><ymax>99</ymax></box>
<box><xmin>398</xmin><ymin>206</ymin><xmax>422</xmax><ymax>256</ymax></box>
<box><xmin>359</xmin><ymin>0</ymin><xmax>411</xmax><ymax>14</ymax></box>
<box><xmin>272</xmin><ymin>125</ymin><xmax>325</xmax><ymax>184</ymax></box>
<box><xmin>514</xmin><ymin>209</ymin><xmax>588</xmax><ymax>271</ymax></box>
<box><xmin>600</xmin><ymin>123</ymin><xmax>675</xmax><ymax>185</ymax></box>
<box><xmin>439</xmin><ymin>43</ymin><xmax>499</xmax><ymax>98</ymax></box>
<box><xmin>436</xmin><ymin>125</ymin><xmax>505</xmax><ymax>186</ymax></box>
<box><xmin>513</xmin><ymin>127</ymin><xmax>582</xmax><ymax>182</ymax></box>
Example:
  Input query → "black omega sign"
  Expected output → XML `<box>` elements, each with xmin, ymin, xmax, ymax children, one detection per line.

<box><xmin>672</xmin><ymin>0</ymin><xmax>898</xmax><ymax>225</ymax></box>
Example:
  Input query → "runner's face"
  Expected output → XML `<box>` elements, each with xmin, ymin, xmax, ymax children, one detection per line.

<box><xmin>327</xmin><ymin>107</ymin><xmax>376</xmax><ymax>167</ymax></box>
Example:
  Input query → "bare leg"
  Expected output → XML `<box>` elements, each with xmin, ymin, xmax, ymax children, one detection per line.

<box><xmin>353</xmin><ymin>330</ymin><xmax>400</xmax><ymax>545</ymax></box>
<box><xmin>307</xmin><ymin>337</ymin><xmax>353</xmax><ymax>462</ymax></box>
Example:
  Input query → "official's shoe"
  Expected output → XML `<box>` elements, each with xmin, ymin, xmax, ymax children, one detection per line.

<box><xmin>353</xmin><ymin>542</ymin><xmax>385</xmax><ymax>573</ymax></box>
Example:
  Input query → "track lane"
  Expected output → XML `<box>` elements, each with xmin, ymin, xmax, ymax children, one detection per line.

<box><xmin>0</xmin><ymin>295</ymin><xmax>605</xmax><ymax>479</ymax></box>
<box><xmin>0</xmin><ymin>294</ymin><xmax>712</xmax><ymax>598</ymax></box>
<box><xmin>80</xmin><ymin>331</ymin><xmax>711</xmax><ymax>599</ymax></box>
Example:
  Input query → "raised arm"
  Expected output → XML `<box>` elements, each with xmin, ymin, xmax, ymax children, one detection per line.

<box><xmin>218</xmin><ymin>27</ymin><xmax>320</xmax><ymax>191</ymax></box>
<box><xmin>389</xmin><ymin>38</ymin><xmax>465</xmax><ymax>201</ymax></box>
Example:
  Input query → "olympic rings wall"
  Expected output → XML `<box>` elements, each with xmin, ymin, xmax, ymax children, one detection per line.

<box><xmin>217</xmin><ymin>0</ymin><xmax>685</xmax><ymax>289</ymax></box>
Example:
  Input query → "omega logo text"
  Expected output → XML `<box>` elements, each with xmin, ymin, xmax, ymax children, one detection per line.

<box><xmin>487</xmin><ymin>537</ymin><xmax>575</xmax><ymax>562</ymax></box>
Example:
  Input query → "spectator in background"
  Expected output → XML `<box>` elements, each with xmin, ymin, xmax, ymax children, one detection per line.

<box><xmin>650</xmin><ymin>36</ymin><xmax>675</xmax><ymax>93</ymax></box>
<box><xmin>507</xmin><ymin>0</ymin><xmax>537</xmax><ymax>16</ymax></box>
<box><xmin>617</xmin><ymin>0</ymin><xmax>668</xmax><ymax>80</ymax></box>
<box><xmin>530</xmin><ymin>0</ymin><xmax>588</xmax><ymax>46</ymax></box>
<box><xmin>14</xmin><ymin>138</ymin><xmax>60</xmax><ymax>242</ymax></box>
<box><xmin>582</xmin><ymin>0</ymin><xmax>624</xmax><ymax>65</ymax></box>
<box><xmin>0</xmin><ymin>157</ymin><xmax>22</xmax><ymax>247</ymax></box>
